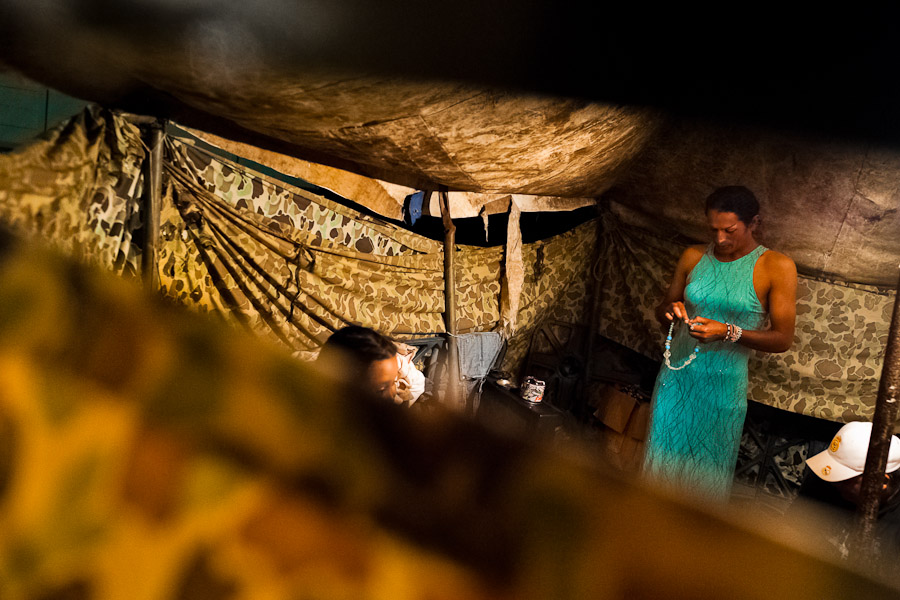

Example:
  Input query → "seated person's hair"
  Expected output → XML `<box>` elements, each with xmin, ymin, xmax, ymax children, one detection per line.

<box><xmin>317</xmin><ymin>326</ymin><xmax>399</xmax><ymax>399</ymax></box>
<box><xmin>319</xmin><ymin>325</ymin><xmax>397</xmax><ymax>365</ymax></box>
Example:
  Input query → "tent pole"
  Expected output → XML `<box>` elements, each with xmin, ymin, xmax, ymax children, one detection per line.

<box><xmin>851</xmin><ymin>267</ymin><xmax>900</xmax><ymax>557</ymax></box>
<box><xmin>141</xmin><ymin>120</ymin><xmax>164</xmax><ymax>291</ymax></box>
<box><xmin>577</xmin><ymin>203</ymin><xmax>604</xmax><ymax>421</ymax></box>
<box><xmin>440</xmin><ymin>188</ymin><xmax>463</xmax><ymax>412</ymax></box>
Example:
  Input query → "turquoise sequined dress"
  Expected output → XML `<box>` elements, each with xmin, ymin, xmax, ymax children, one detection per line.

<box><xmin>643</xmin><ymin>244</ymin><xmax>769</xmax><ymax>501</ymax></box>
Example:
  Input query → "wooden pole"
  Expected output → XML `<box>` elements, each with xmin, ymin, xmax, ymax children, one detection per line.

<box><xmin>851</xmin><ymin>267</ymin><xmax>900</xmax><ymax>557</ymax></box>
<box><xmin>141</xmin><ymin>121</ymin><xmax>164</xmax><ymax>291</ymax></box>
<box><xmin>439</xmin><ymin>187</ymin><xmax>463</xmax><ymax>411</ymax></box>
<box><xmin>576</xmin><ymin>202</ymin><xmax>604</xmax><ymax>421</ymax></box>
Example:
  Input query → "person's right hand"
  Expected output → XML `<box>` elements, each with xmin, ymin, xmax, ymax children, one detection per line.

<box><xmin>663</xmin><ymin>302</ymin><xmax>691</xmax><ymax>323</ymax></box>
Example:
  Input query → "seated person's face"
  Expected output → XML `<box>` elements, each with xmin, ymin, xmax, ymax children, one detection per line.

<box><xmin>368</xmin><ymin>357</ymin><xmax>399</xmax><ymax>401</ymax></box>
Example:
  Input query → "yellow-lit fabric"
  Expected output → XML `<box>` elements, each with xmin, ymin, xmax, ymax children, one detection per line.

<box><xmin>158</xmin><ymin>135</ymin><xmax>594</xmax><ymax>366</ymax></box>
<box><xmin>0</xmin><ymin>107</ymin><xmax>594</xmax><ymax>374</ymax></box>
<box><xmin>0</xmin><ymin>106</ymin><xmax>144</xmax><ymax>278</ymax></box>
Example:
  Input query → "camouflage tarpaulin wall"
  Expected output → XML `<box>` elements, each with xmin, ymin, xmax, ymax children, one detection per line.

<box><xmin>500</xmin><ymin>221</ymin><xmax>596</xmax><ymax>371</ymax></box>
<box><xmin>159</xmin><ymin>137</ymin><xmax>445</xmax><ymax>359</ymax></box>
<box><xmin>158</xmin><ymin>135</ymin><xmax>595</xmax><ymax>366</ymax></box>
<box><xmin>0</xmin><ymin>106</ymin><xmax>144</xmax><ymax>277</ymax></box>
<box><xmin>595</xmin><ymin>208</ymin><xmax>892</xmax><ymax>423</ymax></box>
<box><xmin>0</xmin><ymin>106</ymin><xmax>594</xmax><ymax>373</ymax></box>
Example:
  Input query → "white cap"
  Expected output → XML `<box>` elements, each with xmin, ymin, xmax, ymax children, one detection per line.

<box><xmin>806</xmin><ymin>421</ymin><xmax>900</xmax><ymax>483</ymax></box>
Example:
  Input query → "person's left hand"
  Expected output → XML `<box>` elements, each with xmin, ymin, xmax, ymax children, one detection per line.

<box><xmin>686</xmin><ymin>317</ymin><xmax>728</xmax><ymax>343</ymax></box>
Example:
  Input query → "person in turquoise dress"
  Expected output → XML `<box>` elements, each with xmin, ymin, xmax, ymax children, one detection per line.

<box><xmin>643</xmin><ymin>186</ymin><xmax>798</xmax><ymax>501</ymax></box>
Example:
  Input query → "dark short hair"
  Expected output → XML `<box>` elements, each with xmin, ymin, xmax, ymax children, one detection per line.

<box><xmin>705</xmin><ymin>186</ymin><xmax>760</xmax><ymax>224</ymax></box>
<box><xmin>318</xmin><ymin>325</ymin><xmax>396</xmax><ymax>374</ymax></box>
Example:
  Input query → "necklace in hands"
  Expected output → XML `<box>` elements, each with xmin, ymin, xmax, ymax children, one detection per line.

<box><xmin>663</xmin><ymin>321</ymin><xmax>701</xmax><ymax>371</ymax></box>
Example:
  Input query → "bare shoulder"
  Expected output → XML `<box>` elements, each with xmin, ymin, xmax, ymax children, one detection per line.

<box><xmin>760</xmin><ymin>249</ymin><xmax>798</xmax><ymax>283</ymax></box>
<box><xmin>760</xmin><ymin>250</ymin><xmax>797</xmax><ymax>271</ymax></box>
<box><xmin>679</xmin><ymin>244</ymin><xmax>706</xmax><ymax>269</ymax></box>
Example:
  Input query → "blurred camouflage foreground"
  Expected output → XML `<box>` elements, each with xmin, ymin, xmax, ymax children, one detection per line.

<box><xmin>0</xmin><ymin>226</ymin><xmax>897</xmax><ymax>598</ymax></box>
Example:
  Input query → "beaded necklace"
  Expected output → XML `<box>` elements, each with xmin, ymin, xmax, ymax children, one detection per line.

<box><xmin>664</xmin><ymin>322</ymin><xmax>701</xmax><ymax>370</ymax></box>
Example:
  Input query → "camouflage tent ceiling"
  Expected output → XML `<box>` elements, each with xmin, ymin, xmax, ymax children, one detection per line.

<box><xmin>2</xmin><ymin>2</ymin><xmax>900</xmax><ymax>285</ymax></box>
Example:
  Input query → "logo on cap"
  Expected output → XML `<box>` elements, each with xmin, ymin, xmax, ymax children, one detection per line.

<box><xmin>830</xmin><ymin>436</ymin><xmax>841</xmax><ymax>453</ymax></box>
<box><xmin>822</xmin><ymin>466</ymin><xmax>832</xmax><ymax>476</ymax></box>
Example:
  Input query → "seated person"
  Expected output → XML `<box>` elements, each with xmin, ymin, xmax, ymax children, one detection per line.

<box><xmin>792</xmin><ymin>421</ymin><xmax>900</xmax><ymax>562</ymax></box>
<box><xmin>317</xmin><ymin>325</ymin><xmax>425</xmax><ymax>405</ymax></box>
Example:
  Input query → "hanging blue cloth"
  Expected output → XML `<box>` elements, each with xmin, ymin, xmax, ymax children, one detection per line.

<box><xmin>456</xmin><ymin>332</ymin><xmax>504</xmax><ymax>380</ymax></box>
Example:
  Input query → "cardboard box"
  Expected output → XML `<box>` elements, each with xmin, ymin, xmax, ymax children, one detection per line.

<box><xmin>601</xmin><ymin>428</ymin><xmax>645</xmax><ymax>472</ymax></box>
<box><xmin>625</xmin><ymin>401</ymin><xmax>651</xmax><ymax>441</ymax></box>
<box><xmin>593</xmin><ymin>384</ymin><xmax>638</xmax><ymax>433</ymax></box>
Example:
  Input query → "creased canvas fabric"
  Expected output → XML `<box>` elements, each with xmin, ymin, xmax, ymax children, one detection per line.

<box><xmin>159</xmin><ymin>135</ymin><xmax>595</xmax><ymax>369</ymax></box>
<box><xmin>0</xmin><ymin>107</ymin><xmax>597</xmax><ymax>378</ymax></box>
<box><xmin>0</xmin><ymin>106</ymin><xmax>145</xmax><ymax>278</ymax></box>
<box><xmin>158</xmin><ymin>137</ymin><xmax>447</xmax><ymax>360</ymax></box>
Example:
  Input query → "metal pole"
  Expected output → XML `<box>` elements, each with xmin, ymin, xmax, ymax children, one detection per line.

<box><xmin>141</xmin><ymin>121</ymin><xmax>164</xmax><ymax>291</ymax></box>
<box><xmin>439</xmin><ymin>187</ymin><xmax>462</xmax><ymax>412</ymax></box>
<box><xmin>851</xmin><ymin>267</ymin><xmax>900</xmax><ymax>556</ymax></box>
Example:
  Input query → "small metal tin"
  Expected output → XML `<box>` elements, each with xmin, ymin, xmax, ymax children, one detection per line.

<box><xmin>520</xmin><ymin>376</ymin><xmax>546</xmax><ymax>403</ymax></box>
